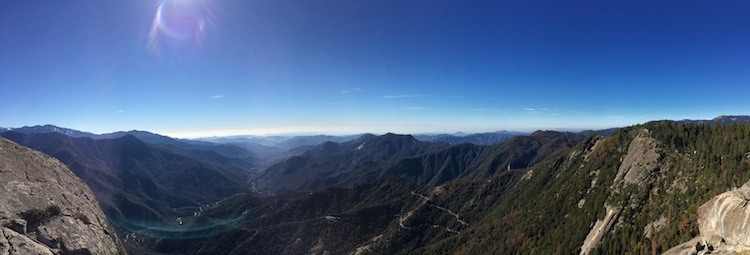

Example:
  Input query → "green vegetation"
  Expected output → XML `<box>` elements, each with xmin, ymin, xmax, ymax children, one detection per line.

<box><xmin>381</xmin><ymin>122</ymin><xmax>750</xmax><ymax>254</ymax></box>
<box><xmin>431</xmin><ymin>129</ymin><xmax>633</xmax><ymax>255</ymax></box>
<box><xmin>20</xmin><ymin>205</ymin><xmax>61</xmax><ymax>227</ymax></box>
<box><xmin>597</xmin><ymin>121</ymin><xmax>750</xmax><ymax>254</ymax></box>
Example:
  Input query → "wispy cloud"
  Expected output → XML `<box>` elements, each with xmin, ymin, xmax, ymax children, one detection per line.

<box><xmin>354</xmin><ymin>88</ymin><xmax>362</xmax><ymax>91</ymax></box>
<box><xmin>381</xmin><ymin>94</ymin><xmax>424</xmax><ymax>99</ymax></box>
<box><xmin>211</xmin><ymin>95</ymin><xmax>225</xmax><ymax>99</ymax></box>
<box><xmin>525</xmin><ymin>107</ymin><xmax>554</xmax><ymax>114</ymax></box>
<box><xmin>525</xmin><ymin>107</ymin><xmax>540</xmax><ymax>114</ymax></box>
<box><xmin>117</xmin><ymin>110</ymin><xmax>124</xmax><ymax>114</ymax></box>
<box><xmin>341</xmin><ymin>90</ymin><xmax>349</xmax><ymax>94</ymax></box>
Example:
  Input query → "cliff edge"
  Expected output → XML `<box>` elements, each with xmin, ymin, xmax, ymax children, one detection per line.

<box><xmin>0</xmin><ymin>137</ymin><xmax>126</xmax><ymax>255</ymax></box>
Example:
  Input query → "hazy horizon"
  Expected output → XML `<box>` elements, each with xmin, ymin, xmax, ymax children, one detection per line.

<box><xmin>5</xmin><ymin>115</ymin><xmax>740</xmax><ymax>139</ymax></box>
<box><xmin>3</xmin><ymin>122</ymin><xmax>592</xmax><ymax>139</ymax></box>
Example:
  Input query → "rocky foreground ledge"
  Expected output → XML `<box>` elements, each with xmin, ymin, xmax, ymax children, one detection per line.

<box><xmin>0</xmin><ymin>137</ymin><xmax>126</xmax><ymax>255</ymax></box>
<box><xmin>664</xmin><ymin>181</ymin><xmax>750</xmax><ymax>255</ymax></box>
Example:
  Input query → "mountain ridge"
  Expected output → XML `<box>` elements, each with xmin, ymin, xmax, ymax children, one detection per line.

<box><xmin>256</xmin><ymin>132</ymin><xmax>450</xmax><ymax>194</ymax></box>
<box><xmin>7</xmin><ymin>115</ymin><xmax>750</xmax><ymax>145</ymax></box>
<box><xmin>256</xmin><ymin>130</ymin><xmax>584</xmax><ymax>194</ymax></box>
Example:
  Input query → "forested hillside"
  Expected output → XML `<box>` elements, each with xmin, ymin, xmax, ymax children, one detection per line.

<box><xmin>378</xmin><ymin>121</ymin><xmax>750</xmax><ymax>254</ymax></box>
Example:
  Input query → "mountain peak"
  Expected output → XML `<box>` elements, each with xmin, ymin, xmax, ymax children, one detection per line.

<box><xmin>530</xmin><ymin>130</ymin><xmax>563</xmax><ymax>137</ymax></box>
<box><xmin>9</xmin><ymin>124</ymin><xmax>96</xmax><ymax>138</ymax></box>
<box><xmin>380</xmin><ymin>132</ymin><xmax>417</xmax><ymax>141</ymax></box>
<box><xmin>674</xmin><ymin>115</ymin><xmax>750</xmax><ymax>126</ymax></box>
<box><xmin>713</xmin><ymin>115</ymin><xmax>750</xmax><ymax>122</ymax></box>
<box><xmin>355</xmin><ymin>133</ymin><xmax>378</xmax><ymax>142</ymax></box>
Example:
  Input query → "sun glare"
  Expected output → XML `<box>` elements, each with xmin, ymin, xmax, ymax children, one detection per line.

<box><xmin>147</xmin><ymin>0</ymin><xmax>207</xmax><ymax>59</ymax></box>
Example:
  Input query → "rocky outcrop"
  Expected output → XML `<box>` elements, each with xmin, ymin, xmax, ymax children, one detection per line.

<box><xmin>662</xmin><ymin>236</ymin><xmax>705</xmax><ymax>255</ymax></box>
<box><xmin>697</xmin><ymin>181</ymin><xmax>750</xmax><ymax>252</ymax></box>
<box><xmin>580</xmin><ymin>131</ymin><xmax>661</xmax><ymax>255</ymax></box>
<box><xmin>701</xmin><ymin>189</ymin><xmax>748</xmax><ymax>245</ymax></box>
<box><xmin>664</xmin><ymin>181</ymin><xmax>750</xmax><ymax>255</ymax></box>
<box><xmin>614</xmin><ymin>132</ymin><xmax>661</xmax><ymax>187</ymax></box>
<box><xmin>0</xmin><ymin>137</ymin><xmax>126</xmax><ymax>255</ymax></box>
<box><xmin>643</xmin><ymin>216</ymin><xmax>667</xmax><ymax>239</ymax></box>
<box><xmin>580</xmin><ymin>204</ymin><xmax>620</xmax><ymax>255</ymax></box>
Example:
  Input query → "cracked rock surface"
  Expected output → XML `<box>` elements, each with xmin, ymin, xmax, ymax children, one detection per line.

<box><xmin>664</xmin><ymin>180</ymin><xmax>750</xmax><ymax>255</ymax></box>
<box><xmin>0</xmin><ymin>137</ymin><xmax>126</xmax><ymax>255</ymax></box>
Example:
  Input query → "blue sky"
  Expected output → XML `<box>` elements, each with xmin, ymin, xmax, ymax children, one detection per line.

<box><xmin>1</xmin><ymin>0</ymin><xmax>749</xmax><ymax>137</ymax></box>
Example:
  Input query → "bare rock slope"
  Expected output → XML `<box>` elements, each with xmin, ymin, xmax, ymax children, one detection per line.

<box><xmin>580</xmin><ymin>132</ymin><xmax>663</xmax><ymax>255</ymax></box>
<box><xmin>0</xmin><ymin>137</ymin><xmax>126</xmax><ymax>255</ymax></box>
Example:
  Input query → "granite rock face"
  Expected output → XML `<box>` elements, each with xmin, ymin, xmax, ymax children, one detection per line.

<box><xmin>579</xmin><ymin>204</ymin><xmax>620</xmax><ymax>255</ymax></box>
<box><xmin>663</xmin><ymin>180</ymin><xmax>750</xmax><ymax>255</ymax></box>
<box><xmin>613</xmin><ymin>132</ymin><xmax>662</xmax><ymax>187</ymax></box>
<box><xmin>696</xmin><ymin>181</ymin><xmax>750</xmax><ymax>252</ymax></box>
<box><xmin>580</xmin><ymin>132</ymin><xmax>662</xmax><ymax>255</ymax></box>
<box><xmin>0</xmin><ymin>137</ymin><xmax>126</xmax><ymax>255</ymax></box>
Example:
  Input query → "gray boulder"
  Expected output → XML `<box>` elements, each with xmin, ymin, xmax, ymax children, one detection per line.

<box><xmin>663</xmin><ymin>181</ymin><xmax>750</xmax><ymax>255</ymax></box>
<box><xmin>0</xmin><ymin>137</ymin><xmax>126</xmax><ymax>255</ymax></box>
<box><xmin>697</xmin><ymin>181</ymin><xmax>750</xmax><ymax>250</ymax></box>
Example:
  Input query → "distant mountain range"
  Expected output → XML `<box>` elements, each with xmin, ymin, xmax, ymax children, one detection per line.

<box><xmin>255</xmin><ymin>131</ymin><xmax>586</xmax><ymax>194</ymax></box>
<box><xmin>256</xmin><ymin>133</ymin><xmax>451</xmax><ymax>194</ymax></box>
<box><xmin>199</xmin><ymin>131</ymin><xmax>525</xmax><ymax>147</ymax></box>
<box><xmin>197</xmin><ymin>134</ymin><xmax>365</xmax><ymax>150</ymax></box>
<box><xmin>676</xmin><ymin>115</ymin><xmax>750</xmax><ymax>125</ymax></box>
<box><xmin>7</xmin><ymin>124</ymin><xmax>100</xmax><ymax>138</ymax></box>
<box><xmin>4</xmin><ymin>125</ymin><xmax>252</xmax><ymax>158</ymax></box>
<box><xmin>413</xmin><ymin>130</ymin><xmax>528</xmax><ymax>145</ymax></box>
<box><xmin>4</xmin><ymin>114</ymin><xmax>749</xmax><ymax>147</ymax></box>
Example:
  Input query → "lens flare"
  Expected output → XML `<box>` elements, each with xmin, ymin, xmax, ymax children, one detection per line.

<box><xmin>147</xmin><ymin>0</ymin><xmax>208</xmax><ymax>60</ymax></box>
